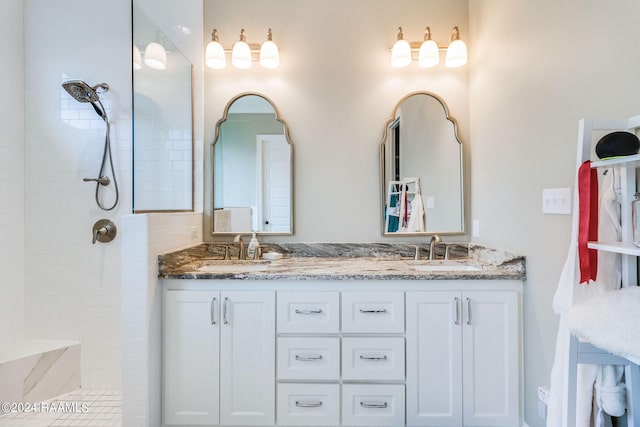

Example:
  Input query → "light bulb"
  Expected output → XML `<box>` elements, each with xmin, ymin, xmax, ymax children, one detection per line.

<box><xmin>445</xmin><ymin>27</ymin><xmax>467</xmax><ymax>68</ymax></box>
<box><xmin>206</xmin><ymin>29</ymin><xmax>226</xmax><ymax>69</ymax></box>
<box><xmin>144</xmin><ymin>42</ymin><xmax>167</xmax><ymax>70</ymax></box>
<box><xmin>231</xmin><ymin>29</ymin><xmax>252</xmax><ymax>69</ymax></box>
<box><xmin>260</xmin><ymin>29</ymin><xmax>279</xmax><ymax>69</ymax></box>
<box><xmin>391</xmin><ymin>27</ymin><xmax>411</xmax><ymax>68</ymax></box>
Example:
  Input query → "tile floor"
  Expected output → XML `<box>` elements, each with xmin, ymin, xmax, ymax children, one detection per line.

<box><xmin>0</xmin><ymin>389</ymin><xmax>121</xmax><ymax>426</ymax></box>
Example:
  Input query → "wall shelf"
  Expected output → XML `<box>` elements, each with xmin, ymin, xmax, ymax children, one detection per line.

<box><xmin>587</xmin><ymin>241</ymin><xmax>640</xmax><ymax>256</ymax></box>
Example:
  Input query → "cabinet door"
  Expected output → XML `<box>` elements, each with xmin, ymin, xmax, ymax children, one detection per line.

<box><xmin>406</xmin><ymin>291</ymin><xmax>463</xmax><ymax>427</ymax></box>
<box><xmin>164</xmin><ymin>290</ymin><xmax>220</xmax><ymax>425</ymax></box>
<box><xmin>462</xmin><ymin>291</ymin><xmax>519</xmax><ymax>427</ymax></box>
<box><xmin>220</xmin><ymin>291</ymin><xmax>275</xmax><ymax>425</ymax></box>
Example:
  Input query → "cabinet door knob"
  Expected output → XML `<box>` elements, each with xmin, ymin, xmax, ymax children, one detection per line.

<box><xmin>454</xmin><ymin>297</ymin><xmax>460</xmax><ymax>325</ymax></box>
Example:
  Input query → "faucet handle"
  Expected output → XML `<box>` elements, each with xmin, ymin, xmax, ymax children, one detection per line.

<box><xmin>221</xmin><ymin>244</ymin><xmax>231</xmax><ymax>260</ymax></box>
<box><xmin>444</xmin><ymin>245</ymin><xmax>451</xmax><ymax>260</ymax></box>
<box><xmin>414</xmin><ymin>245</ymin><xmax>420</xmax><ymax>261</ymax></box>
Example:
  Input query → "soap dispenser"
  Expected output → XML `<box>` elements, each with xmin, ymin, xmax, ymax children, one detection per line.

<box><xmin>247</xmin><ymin>232</ymin><xmax>260</xmax><ymax>259</ymax></box>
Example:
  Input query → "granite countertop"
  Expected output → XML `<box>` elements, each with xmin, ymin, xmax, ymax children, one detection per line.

<box><xmin>158</xmin><ymin>243</ymin><xmax>526</xmax><ymax>281</ymax></box>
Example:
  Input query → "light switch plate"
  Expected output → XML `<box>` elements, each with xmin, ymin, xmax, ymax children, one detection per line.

<box><xmin>542</xmin><ymin>188</ymin><xmax>572</xmax><ymax>215</ymax></box>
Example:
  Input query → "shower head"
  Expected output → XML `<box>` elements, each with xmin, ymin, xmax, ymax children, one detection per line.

<box><xmin>62</xmin><ymin>80</ymin><xmax>110</xmax><ymax>121</ymax></box>
<box><xmin>62</xmin><ymin>80</ymin><xmax>109</xmax><ymax>103</ymax></box>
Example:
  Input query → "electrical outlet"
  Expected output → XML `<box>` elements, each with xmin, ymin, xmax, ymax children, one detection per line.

<box><xmin>537</xmin><ymin>385</ymin><xmax>549</xmax><ymax>419</ymax></box>
<box><xmin>538</xmin><ymin>385</ymin><xmax>549</xmax><ymax>404</ymax></box>
<box><xmin>542</xmin><ymin>188</ymin><xmax>572</xmax><ymax>215</ymax></box>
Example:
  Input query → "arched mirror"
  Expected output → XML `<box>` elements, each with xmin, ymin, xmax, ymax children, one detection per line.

<box><xmin>210</xmin><ymin>93</ymin><xmax>293</xmax><ymax>235</ymax></box>
<box><xmin>380</xmin><ymin>91</ymin><xmax>464</xmax><ymax>236</ymax></box>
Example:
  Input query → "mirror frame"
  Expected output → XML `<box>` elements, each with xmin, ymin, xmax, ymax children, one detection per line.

<box><xmin>379</xmin><ymin>91</ymin><xmax>465</xmax><ymax>236</ymax></box>
<box><xmin>208</xmin><ymin>92</ymin><xmax>294</xmax><ymax>236</ymax></box>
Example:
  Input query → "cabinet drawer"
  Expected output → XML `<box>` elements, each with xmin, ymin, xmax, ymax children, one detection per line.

<box><xmin>342</xmin><ymin>384</ymin><xmax>405</xmax><ymax>426</ymax></box>
<box><xmin>342</xmin><ymin>337</ymin><xmax>405</xmax><ymax>381</ymax></box>
<box><xmin>277</xmin><ymin>383</ymin><xmax>340</xmax><ymax>426</ymax></box>
<box><xmin>342</xmin><ymin>291</ymin><xmax>404</xmax><ymax>333</ymax></box>
<box><xmin>277</xmin><ymin>292</ymin><xmax>340</xmax><ymax>334</ymax></box>
<box><xmin>277</xmin><ymin>337</ymin><xmax>340</xmax><ymax>380</ymax></box>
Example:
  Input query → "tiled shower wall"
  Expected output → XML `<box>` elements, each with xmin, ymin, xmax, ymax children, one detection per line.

<box><xmin>0</xmin><ymin>0</ymin><xmax>25</xmax><ymax>346</ymax></box>
<box><xmin>23</xmin><ymin>0</ymin><xmax>132</xmax><ymax>389</ymax></box>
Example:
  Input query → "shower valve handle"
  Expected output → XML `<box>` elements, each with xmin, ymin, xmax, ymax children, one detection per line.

<box><xmin>92</xmin><ymin>219</ymin><xmax>117</xmax><ymax>244</ymax></box>
<box><xmin>83</xmin><ymin>176</ymin><xmax>110</xmax><ymax>186</ymax></box>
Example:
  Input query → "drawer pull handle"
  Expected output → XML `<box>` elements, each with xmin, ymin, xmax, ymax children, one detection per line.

<box><xmin>360</xmin><ymin>354</ymin><xmax>388</xmax><ymax>361</ymax></box>
<box><xmin>359</xmin><ymin>308</ymin><xmax>387</xmax><ymax>314</ymax></box>
<box><xmin>295</xmin><ymin>309</ymin><xmax>323</xmax><ymax>315</ymax></box>
<box><xmin>296</xmin><ymin>400</ymin><xmax>323</xmax><ymax>408</ymax></box>
<box><xmin>360</xmin><ymin>401</ymin><xmax>388</xmax><ymax>409</ymax></box>
<box><xmin>295</xmin><ymin>354</ymin><xmax>323</xmax><ymax>361</ymax></box>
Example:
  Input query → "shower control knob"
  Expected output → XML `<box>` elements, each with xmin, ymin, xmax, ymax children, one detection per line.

<box><xmin>92</xmin><ymin>219</ymin><xmax>117</xmax><ymax>244</ymax></box>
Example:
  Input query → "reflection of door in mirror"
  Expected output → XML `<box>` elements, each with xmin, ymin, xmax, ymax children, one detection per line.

<box><xmin>257</xmin><ymin>135</ymin><xmax>291</xmax><ymax>232</ymax></box>
<box><xmin>381</xmin><ymin>92</ymin><xmax>464</xmax><ymax>235</ymax></box>
<box><xmin>211</xmin><ymin>94</ymin><xmax>293</xmax><ymax>235</ymax></box>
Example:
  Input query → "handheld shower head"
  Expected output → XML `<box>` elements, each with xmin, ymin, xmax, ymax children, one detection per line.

<box><xmin>62</xmin><ymin>80</ymin><xmax>110</xmax><ymax>120</ymax></box>
<box><xmin>62</xmin><ymin>80</ymin><xmax>108</xmax><ymax>103</ymax></box>
<box><xmin>62</xmin><ymin>79</ymin><xmax>119</xmax><ymax>211</ymax></box>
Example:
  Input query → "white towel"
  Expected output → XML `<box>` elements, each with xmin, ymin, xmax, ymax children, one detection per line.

<box><xmin>547</xmin><ymin>167</ymin><xmax>623</xmax><ymax>427</ymax></box>
<box><xmin>407</xmin><ymin>192</ymin><xmax>425</xmax><ymax>232</ymax></box>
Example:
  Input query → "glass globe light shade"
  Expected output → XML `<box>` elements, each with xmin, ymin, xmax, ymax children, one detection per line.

<box><xmin>232</xmin><ymin>40</ymin><xmax>252</xmax><ymax>69</ymax></box>
<box><xmin>206</xmin><ymin>40</ymin><xmax>226</xmax><ymax>69</ymax></box>
<box><xmin>260</xmin><ymin>40</ymin><xmax>280</xmax><ymax>69</ymax></box>
<box><xmin>391</xmin><ymin>39</ymin><xmax>411</xmax><ymax>68</ymax></box>
<box><xmin>418</xmin><ymin>39</ymin><xmax>439</xmax><ymax>68</ymax></box>
<box><xmin>445</xmin><ymin>39</ymin><xmax>467</xmax><ymax>68</ymax></box>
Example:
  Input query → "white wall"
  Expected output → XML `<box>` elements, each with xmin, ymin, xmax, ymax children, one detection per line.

<box><xmin>23</xmin><ymin>0</ymin><xmax>132</xmax><ymax>389</ymax></box>
<box><xmin>468</xmin><ymin>1</ymin><xmax>640</xmax><ymax>426</ymax></box>
<box><xmin>0</xmin><ymin>0</ymin><xmax>25</xmax><ymax>346</ymax></box>
<box><xmin>203</xmin><ymin>0</ymin><xmax>470</xmax><ymax>242</ymax></box>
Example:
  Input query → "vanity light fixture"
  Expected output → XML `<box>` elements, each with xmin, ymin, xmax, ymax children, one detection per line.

<box><xmin>418</xmin><ymin>27</ymin><xmax>439</xmax><ymax>68</ymax></box>
<box><xmin>206</xmin><ymin>28</ymin><xmax>280</xmax><ymax>69</ymax></box>
<box><xmin>232</xmin><ymin>29</ymin><xmax>252</xmax><ymax>69</ymax></box>
<box><xmin>259</xmin><ymin>29</ymin><xmax>280</xmax><ymax>69</ymax></box>
<box><xmin>206</xmin><ymin>29</ymin><xmax>226</xmax><ymax>69</ymax></box>
<box><xmin>391</xmin><ymin>26</ymin><xmax>467</xmax><ymax>68</ymax></box>
<box><xmin>444</xmin><ymin>26</ymin><xmax>467</xmax><ymax>68</ymax></box>
<box><xmin>391</xmin><ymin>27</ymin><xmax>412</xmax><ymax>68</ymax></box>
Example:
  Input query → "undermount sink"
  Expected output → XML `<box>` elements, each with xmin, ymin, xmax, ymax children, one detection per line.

<box><xmin>197</xmin><ymin>259</ymin><xmax>271</xmax><ymax>273</ymax></box>
<box><xmin>407</xmin><ymin>261</ymin><xmax>482</xmax><ymax>272</ymax></box>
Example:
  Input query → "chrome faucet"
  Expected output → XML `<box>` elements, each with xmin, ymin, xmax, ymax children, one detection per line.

<box><xmin>233</xmin><ymin>234</ymin><xmax>246</xmax><ymax>260</ymax></box>
<box><xmin>428</xmin><ymin>235</ymin><xmax>442</xmax><ymax>260</ymax></box>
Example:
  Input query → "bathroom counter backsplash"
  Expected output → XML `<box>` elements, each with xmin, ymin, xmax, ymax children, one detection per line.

<box><xmin>158</xmin><ymin>243</ymin><xmax>526</xmax><ymax>281</ymax></box>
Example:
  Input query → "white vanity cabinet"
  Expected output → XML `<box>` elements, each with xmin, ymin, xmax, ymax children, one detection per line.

<box><xmin>164</xmin><ymin>290</ymin><xmax>275</xmax><ymax>426</ymax></box>
<box><xmin>163</xmin><ymin>281</ymin><xmax>521</xmax><ymax>427</ymax></box>
<box><xmin>406</xmin><ymin>290</ymin><xmax>520</xmax><ymax>427</ymax></box>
